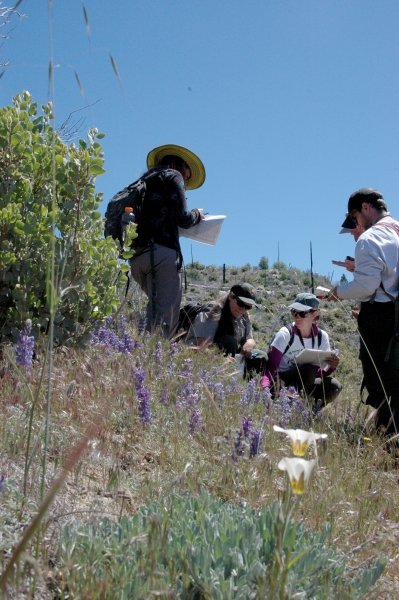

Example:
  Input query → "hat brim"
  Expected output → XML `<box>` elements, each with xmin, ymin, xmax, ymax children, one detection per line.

<box><xmin>147</xmin><ymin>144</ymin><xmax>206</xmax><ymax>190</ymax></box>
<box><xmin>341</xmin><ymin>214</ymin><xmax>357</xmax><ymax>229</ymax></box>
<box><xmin>236</xmin><ymin>296</ymin><xmax>260</xmax><ymax>309</ymax></box>
<box><xmin>339</xmin><ymin>227</ymin><xmax>352</xmax><ymax>234</ymax></box>
<box><xmin>288</xmin><ymin>302</ymin><xmax>317</xmax><ymax>312</ymax></box>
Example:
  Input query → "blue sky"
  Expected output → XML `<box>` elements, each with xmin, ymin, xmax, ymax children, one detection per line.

<box><xmin>2</xmin><ymin>1</ymin><xmax>399</xmax><ymax>281</ymax></box>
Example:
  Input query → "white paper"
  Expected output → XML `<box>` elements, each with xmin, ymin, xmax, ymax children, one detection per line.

<box><xmin>293</xmin><ymin>349</ymin><xmax>336</xmax><ymax>368</ymax></box>
<box><xmin>315</xmin><ymin>286</ymin><xmax>330</xmax><ymax>298</ymax></box>
<box><xmin>178</xmin><ymin>214</ymin><xmax>226</xmax><ymax>246</ymax></box>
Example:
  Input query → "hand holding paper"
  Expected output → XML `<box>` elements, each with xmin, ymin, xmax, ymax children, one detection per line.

<box><xmin>179</xmin><ymin>214</ymin><xmax>226</xmax><ymax>246</ymax></box>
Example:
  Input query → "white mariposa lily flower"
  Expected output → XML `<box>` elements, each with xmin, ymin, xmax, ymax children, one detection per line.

<box><xmin>273</xmin><ymin>426</ymin><xmax>327</xmax><ymax>457</ymax></box>
<box><xmin>278</xmin><ymin>457</ymin><xmax>316</xmax><ymax>495</ymax></box>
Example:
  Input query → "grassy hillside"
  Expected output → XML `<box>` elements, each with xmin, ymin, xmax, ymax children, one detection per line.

<box><xmin>1</xmin><ymin>262</ymin><xmax>398</xmax><ymax>599</ymax></box>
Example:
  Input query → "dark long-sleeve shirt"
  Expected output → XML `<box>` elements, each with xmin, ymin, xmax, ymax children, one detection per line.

<box><xmin>133</xmin><ymin>168</ymin><xmax>201</xmax><ymax>255</ymax></box>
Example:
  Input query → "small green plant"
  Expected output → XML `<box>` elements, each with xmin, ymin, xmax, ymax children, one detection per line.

<box><xmin>56</xmin><ymin>487</ymin><xmax>385</xmax><ymax>599</ymax></box>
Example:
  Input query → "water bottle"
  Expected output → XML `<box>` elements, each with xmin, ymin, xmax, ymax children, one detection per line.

<box><xmin>121</xmin><ymin>207</ymin><xmax>135</xmax><ymax>243</ymax></box>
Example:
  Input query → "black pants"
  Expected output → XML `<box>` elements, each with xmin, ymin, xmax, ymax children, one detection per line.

<box><xmin>279</xmin><ymin>363</ymin><xmax>342</xmax><ymax>404</ymax></box>
<box><xmin>358</xmin><ymin>301</ymin><xmax>399</xmax><ymax>435</ymax></box>
<box><xmin>214</xmin><ymin>334</ymin><xmax>267</xmax><ymax>376</ymax></box>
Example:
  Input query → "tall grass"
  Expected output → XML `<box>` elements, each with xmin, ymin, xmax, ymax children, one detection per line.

<box><xmin>1</xmin><ymin>289</ymin><xmax>399</xmax><ymax>596</ymax></box>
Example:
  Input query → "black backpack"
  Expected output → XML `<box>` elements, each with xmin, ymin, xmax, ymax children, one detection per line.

<box><xmin>104</xmin><ymin>168</ymin><xmax>164</xmax><ymax>247</ymax></box>
<box><xmin>175</xmin><ymin>302</ymin><xmax>212</xmax><ymax>340</ymax></box>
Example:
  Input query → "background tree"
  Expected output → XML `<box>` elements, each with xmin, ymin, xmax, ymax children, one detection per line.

<box><xmin>258</xmin><ymin>256</ymin><xmax>269</xmax><ymax>270</ymax></box>
<box><xmin>0</xmin><ymin>91</ymin><xmax>126</xmax><ymax>346</ymax></box>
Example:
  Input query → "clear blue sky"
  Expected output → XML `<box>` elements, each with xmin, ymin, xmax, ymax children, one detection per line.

<box><xmin>2</xmin><ymin>1</ymin><xmax>399</xmax><ymax>281</ymax></box>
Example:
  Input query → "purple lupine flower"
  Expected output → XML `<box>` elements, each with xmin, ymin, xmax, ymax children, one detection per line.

<box><xmin>0</xmin><ymin>474</ymin><xmax>5</xmax><ymax>491</ymax></box>
<box><xmin>312</xmin><ymin>398</ymin><xmax>323</xmax><ymax>422</ymax></box>
<box><xmin>226</xmin><ymin>375</ymin><xmax>240</xmax><ymax>394</ymax></box>
<box><xmin>189</xmin><ymin>409</ymin><xmax>201</xmax><ymax>435</ymax></box>
<box><xmin>169</xmin><ymin>341</ymin><xmax>179</xmax><ymax>358</ymax></box>
<box><xmin>264</xmin><ymin>387</ymin><xmax>311</xmax><ymax>430</ymax></box>
<box><xmin>137</xmin><ymin>317</ymin><xmax>146</xmax><ymax>335</ymax></box>
<box><xmin>154</xmin><ymin>341</ymin><xmax>164</xmax><ymax>367</ymax></box>
<box><xmin>232</xmin><ymin>429</ymin><xmax>245</xmax><ymax>462</ymax></box>
<box><xmin>133</xmin><ymin>367</ymin><xmax>152</xmax><ymax>424</ymax></box>
<box><xmin>249</xmin><ymin>430</ymin><xmax>262</xmax><ymax>458</ymax></box>
<box><xmin>242</xmin><ymin>417</ymin><xmax>253</xmax><ymax>439</ymax></box>
<box><xmin>160</xmin><ymin>387</ymin><xmax>169</xmax><ymax>404</ymax></box>
<box><xmin>240</xmin><ymin>379</ymin><xmax>258</xmax><ymax>406</ymax></box>
<box><xmin>175</xmin><ymin>357</ymin><xmax>201</xmax><ymax>433</ymax></box>
<box><xmin>232</xmin><ymin>417</ymin><xmax>252</xmax><ymax>461</ymax></box>
<box><xmin>199</xmin><ymin>369</ymin><xmax>226</xmax><ymax>409</ymax></box>
<box><xmin>120</xmin><ymin>331</ymin><xmax>135</xmax><ymax>353</ymax></box>
<box><xmin>15</xmin><ymin>320</ymin><xmax>35</xmax><ymax>378</ymax></box>
<box><xmin>118</xmin><ymin>314</ymin><xmax>127</xmax><ymax>336</ymax></box>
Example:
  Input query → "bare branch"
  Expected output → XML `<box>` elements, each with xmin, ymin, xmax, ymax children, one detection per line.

<box><xmin>56</xmin><ymin>99</ymin><xmax>102</xmax><ymax>143</ymax></box>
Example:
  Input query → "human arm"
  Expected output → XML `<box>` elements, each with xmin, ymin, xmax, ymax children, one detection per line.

<box><xmin>260</xmin><ymin>345</ymin><xmax>284</xmax><ymax>388</ymax></box>
<box><xmin>331</xmin><ymin>258</ymin><xmax>355</xmax><ymax>272</ymax></box>
<box><xmin>163</xmin><ymin>169</ymin><xmax>202</xmax><ymax>229</ymax></box>
<box><xmin>334</xmin><ymin>237</ymin><xmax>387</xmax><ymax>300</ymax></box>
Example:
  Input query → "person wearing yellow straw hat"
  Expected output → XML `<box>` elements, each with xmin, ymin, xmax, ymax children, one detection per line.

<box><xmin>130</xmin><ymin>144</ymin><xmax>206</xmax><ymax>336</ymax></box>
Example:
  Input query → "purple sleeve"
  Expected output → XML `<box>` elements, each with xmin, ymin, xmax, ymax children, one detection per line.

<box><xmin>262</xmin><ymin>346</ymin><xmax>283</xmax><ymax>386</ymax></box>
<box><xmin>317</xmin><ymin>366</ymin><xmax>335</xmax><ymax>376</ymax></box>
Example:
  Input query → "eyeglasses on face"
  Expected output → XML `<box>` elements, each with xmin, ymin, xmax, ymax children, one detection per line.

<box><xmin>232</xmin><ymin>294</ymin><xmax>252</xmax><ymax>310</ymax></box>
<box><xmin>290</xmin><ymin>309</ymin><xmax>315</xmax><ymax>318</ymax></box>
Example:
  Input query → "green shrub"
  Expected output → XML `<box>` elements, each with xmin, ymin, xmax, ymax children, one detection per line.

<box><xmin>58</xmin><ymin>490</ymin><xmax>385</xmax><ymax>599</ymax></box>
<box><xmin>273</xmin><ymin>261</ymin><xmax>287</xmax><ymax>271</ymax></box>
<box><xmin>0</xmin><ymin>91</ymin><xmax>125</xmax><ymax>345</ymax></box>
<box><xmin>189</xmin><ymin>261</ymin><xmax>205</xmax><ymax>270</ymax></box>
<box><xmin>187</xmin><ymin>269</ymin><xmax>201</xmax><ymax>280</ymax></box>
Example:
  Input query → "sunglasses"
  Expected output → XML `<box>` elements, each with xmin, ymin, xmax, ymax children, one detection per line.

<box><xmin>291</xmin><ymin>309</ymin><xmax>313</xmax><ymax>318</ymax></box>
<box><xmin>232</xmin><ymin>294</ymin><xmax>252</xmax><ymax>309</ymax></box>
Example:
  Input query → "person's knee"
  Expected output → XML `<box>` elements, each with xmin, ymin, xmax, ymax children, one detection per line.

<box><xmin>214</xmin><ymin>335</ymin><xmax>238</xmax><ymax>356</ymax></box>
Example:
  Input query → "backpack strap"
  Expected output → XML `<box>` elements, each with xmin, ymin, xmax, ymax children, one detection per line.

<box><xmin>283</xmin><ymin>326</ymin><xmax>294</xmax><ymax>354</ymax></box>
<box><xmin>282</xmin><ymin>325</ymin><xmax>322</xmax><ymax>354</ymax></box>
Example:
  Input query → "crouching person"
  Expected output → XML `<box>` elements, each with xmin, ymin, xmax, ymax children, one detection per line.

<box><xmin>185</xmin><ymin>283</ymin><xmax>267</xmax><ymax>377</ymax></box>
<box><xmin>261</xmin><ymin>293</ymin><xmax>342</xmax><ymax>406</ymax></box>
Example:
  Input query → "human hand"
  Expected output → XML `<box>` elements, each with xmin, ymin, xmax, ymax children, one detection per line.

<box><xmin>242</xmin><ymin>339</ymin><xmax>256</xmax><ymax>356</ymax></box>
<box><xmin>325</xmin><ymin>353</ymin><xmax>340</xmax><ymax>369</ymax></box>
<box><xmin>326</xmin><ymin>285</ymin><xmax>339</xmax><ymax>302</ymax></box>
<box><xmin>332</xmin><ymin>258</ymin><xmax>355</xmax><ymax>272</ymax></box>
<box><xmin>198</xmin><ymin>209</ymin><xmax>205</xmax><ymax>220</ymax></box>
<box><xmin>351</xmin><ymin>306</ymin><xmax>360</xmax><ymax>319</ymax></box>
<box><xmin>260</xmin><ymin>375</ymin><xmax>270</xmax><ymax>388</ymax></box>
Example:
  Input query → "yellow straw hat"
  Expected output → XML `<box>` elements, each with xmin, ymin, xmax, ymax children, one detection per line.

<box><xmin>146</xmin><ymin>144</ymin><xmax>206</xmax><ymax>190</ymax></box>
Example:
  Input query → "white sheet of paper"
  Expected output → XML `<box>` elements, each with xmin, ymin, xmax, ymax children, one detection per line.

<box><xmin>178</xmin><ymin>215</ymin><xmax>226</xmax><ymax>246</ymax></box>
<box><xmin>293</xmin><ymin>349</ymin><xmax>336</xmax><ymax>368</ymax></box>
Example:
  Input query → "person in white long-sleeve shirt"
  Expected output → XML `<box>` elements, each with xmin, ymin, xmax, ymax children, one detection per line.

<box><xmin>328</xmin><ymin>188</ymin><xmax>399</xmax><ymax>436</ymax></box>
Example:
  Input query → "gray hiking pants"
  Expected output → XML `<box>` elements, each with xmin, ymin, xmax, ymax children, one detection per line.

<box><xmin>130</xmin><ymin>244</ymin><xmax>181</xmax><ymax>336</ymax></box>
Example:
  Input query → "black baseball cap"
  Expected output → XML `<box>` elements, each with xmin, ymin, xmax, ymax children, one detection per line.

<box><xmin>347</xmin><ymin>188</ymin><xmax>384</xmax><ymax>212</ymax></box>
<box><xmin>230</xmin><ymin>283</ymin><xmax>259</xmax><ymax>308</ymax></box>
